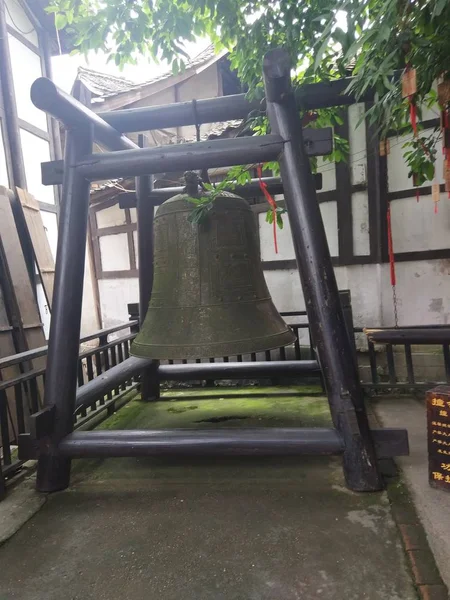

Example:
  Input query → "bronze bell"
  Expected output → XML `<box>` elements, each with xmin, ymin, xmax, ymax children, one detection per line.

<box><xmin>131</xmin><ymin>174</ymin><xmax>295</xmax><ymax>360</ymax></box>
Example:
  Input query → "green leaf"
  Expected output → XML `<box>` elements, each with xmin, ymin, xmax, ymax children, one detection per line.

<box><xmin>276</xmin><ymin>212</ymin><xmax>284</xmax><ymax>230</ymax></box>
<box><xmin>433</xmin><ymin>0</ymin><xmax>447</xmax><ymax>17</ymax></box>
<box><xmin>423</xmin><ymin>161</ymin><xmax>435</xmax><ymax>181</ymax></box>
<box><xmin>55</xmin><ymin>13</ymin><xmax>67</xmax><ymax>29</ymax></box>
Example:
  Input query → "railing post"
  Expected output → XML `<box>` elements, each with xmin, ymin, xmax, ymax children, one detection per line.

<box><xmin>36</xmin><ymin>121</ymin><xmax>94</xmax><ymax>493</ymax></box>
<box><xmin>263</xmin><ymin>49</ymin><xmax>382</xmax><ymax>492</ymax></box>
<box><xmin>128</xmin><ymin>303</ymin><xmax>140</xmax><ymax>334</ymax></box>
<box><xmin>135</xmin><ymin>137</ymin><xmax>160</xmax><ymax>402</ymax></box>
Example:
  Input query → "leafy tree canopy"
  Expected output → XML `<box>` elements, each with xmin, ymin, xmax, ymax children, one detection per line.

<box><xmin>49</xmin><ymin>0</ymin><xmax>450</xmax><ymax>185</ymax></box>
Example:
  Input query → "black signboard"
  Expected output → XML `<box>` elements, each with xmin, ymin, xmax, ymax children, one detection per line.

<box><xmin>427</xmin><ymin>385</ymin><xmax>450</xmax><ymax>492</ymax></box>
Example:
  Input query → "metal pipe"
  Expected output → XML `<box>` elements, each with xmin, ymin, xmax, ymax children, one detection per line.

<box><xmin>158</xmin><ymin>360</ymin><xmax>320</xmax><ymax>380</ymax></box>
<box><xmin>263</xmin><ymin>48</ymin><xmax>382</xmax><ymax>492</ymax></box>
<box><xmin>76</xmin><ymin>135</ymin><xmax>284</xmax><ymax>182</ymax></box>
<box><xmin>36</xmin><ymin>121</ymin><xmax>94</xmax><ymax>493</ymax></box>
<box><xmin>365</xmin><ymin>328</ymin><xmax>450</xmax><ymax>345</ymax></box>
<box><xmin>30</xmin><ymin>78</ymin><xmax>138</xmax><ymax>151</ymax></box>
<box><xmin>58</xmin><ymin>428</ymin><xmax>344</xmax><ymax>458</ymax></box>
<box><xmin>97</xmin><ymin>77</ymin><xmax>375</xmax><ymax>133</ymax></box>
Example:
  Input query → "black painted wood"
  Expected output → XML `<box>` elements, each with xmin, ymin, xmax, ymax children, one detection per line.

<box><xmin>335</xmin><ymin>109</ymin><xmax>353</xmax><ymax>262</ymax></box>
<box><xmin>263</xmin><ymin>48</ymin><xmax>382</xmax><ymax>492</ymax></box>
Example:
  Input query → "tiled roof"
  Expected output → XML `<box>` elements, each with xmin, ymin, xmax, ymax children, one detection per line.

<box><xmin>76</xmin><ymin>67</ymin><xmax>136</xmax><ymax>98</ymax></box>
<box><xmin>77</xmin><ymin>44</ymin><xmax>221</xmax><ymax>100</ymax></box>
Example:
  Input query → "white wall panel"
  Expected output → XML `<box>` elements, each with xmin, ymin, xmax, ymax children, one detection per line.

<box><xmin>388</xmin><ymin>130</ymin><xmax>444</xmax><ymax>193</ymax></box>
<box><xmin>99</xmin><ymin>233</ymin><xmax>130</xmax><ymax>271</ymax></box>
<box><xmin>390</xmin><ymin>193</ymin><xmax>450</xmax><ymax>252</ymax></box>
<box><xmin>96</xmin><ymin>203</ymin><xmax>127</xmax><ymax>228</ymax></box>
<box><xmin>8</xmin><ymin>35</ymin><xmax>47</xmax><ymax>131</ymax></box>
<box><xmin>5</xmin><ymin>0</ymin><xmax>38</xmax><ymax>46</ymax></box>
<box><xmin>20</xmin><ymin>129</ymin><xmax>53</xmax><ymax>203</ymax></box>
<box><xmin>41</xmin><ymin>210</ymin><xmax>58</xmax><ymax>261</ymax></box>
<box><xmin>352</xmin><ymin>191</ymin><xmax>370</xmax><ymax>256</ymax></box>
<box><xmin>0</xmin><ymin>121</ymin><xmax>8</xmax><ymax>188</ymax></box>
<box><xmin>98</xmin><ymin>277</ymin><xmax>139</xmax><ymax>329</ymax></box>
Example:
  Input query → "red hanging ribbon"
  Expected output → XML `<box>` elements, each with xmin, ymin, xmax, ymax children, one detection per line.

<box><xmin>445</xmin><ymin>110</ymin><xmax>450</xmax><ymax>199</ymax></box>
<box><xmin>409</xmin><ymin>99</ymin><xmax>420</xmax><ymax>202</ymax></box>
<box><xmin>257</xmin><ymin>165</ymin><xmax>278</xmax><ymax>254</ymax></box>
<box><xmin>387</xmin><ymin>203</ymin><xmax>396</xmax><ymax>286</ymax></box>
<box><xmin>409</xmin><ymin>99</ymin><xmax>418</xmax><ymax>137</ymax></box>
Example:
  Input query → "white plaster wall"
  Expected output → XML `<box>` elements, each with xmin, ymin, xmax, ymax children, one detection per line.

<box><xmin>99</xmin><ymin>233</ymin><xmax>130</xmax><ymax>271</ymax></box>
<box><xmin>390</xmin><ymin>192</ymin><xmax>450</xmax><ymax>252</ymax></box>
<box><xmin>380</xmin><ymin>259</ymin><xmax>450</xmax><ymax>327</ymax></box>
<box><xmin>0</xmin><ymin>123</ymin><xmax>8</xmax><ymax>188</ymax></box>
<box><xmin>98</xmin><ymin>277</ymin><xmax>139</xmax><ymax>329</ymax></box>
<box><xmin>352</xmin><ymin>191</ymin><xmax>370</xmax><ymax>255</ymax></box>
<box><xmin>81</xmin><ymin>242</ymin><xmax>100</xmax><ymax>336</ymax></box>
<box><xmin>259</xmin><ymin>200</ymin><xmax>339</xmax><ymax>260</ymax></box>
<box><xmin>9</xmin><ymin>34</ymin><xmax>47</xmax><ymax>131</ymax></box>
<box><xmin>263</xmin><ymin>264</ymin><xmax>383</xmax><ymax>327</ymax></box>
<box><xmin>388</xmin><ymin>129</ymin><xmax>444</xmax><ymax>193</ymax></box>
<box><xmin>5</xmin><ymin>0</ymin><xmax>38</xmax><ymax>46</ymax></box>
<box><xmin>317</xmin><ymin>156</ymin><xmax>336</xmax><ymax>192</ymax></box>
<box><xmin>263</xmin><ymin>258</ymin><xmax>450</xmax><ymax>334</ymax></box>
<box><xmin>177</xmin><ymin>64</ymin><xmax>221</xmax><ymax>142</ymax></box>
<box><xmin>348</xmin><ymin>103</ymin><xmax>367</xmax><ymax>186</ymax></box>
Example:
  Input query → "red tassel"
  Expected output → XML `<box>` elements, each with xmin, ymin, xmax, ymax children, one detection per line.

<box><xmin>257</xmin><ymin>165</ymin><xmax>278</xmax><ymax>254</ymax></box>
<box><xmin>409</xmin><ymin>99</ymin><xmax>418</xmax><ymax>137</ymax></box>
<box><xmin>387</xmin><ymin>203</ymin><xmax>396</xmax><ymax>286</ymax></box>
<box><xmin>434</xmin><ymin>201</ymin><xmax>438</xmax><ymax>213</ymax></box>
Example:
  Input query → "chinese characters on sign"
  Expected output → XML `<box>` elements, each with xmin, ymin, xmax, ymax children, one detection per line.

<box><xmin>427</xmin><ymin>386</ymin><xmax>450</xmax><ymax>492</ymax></box>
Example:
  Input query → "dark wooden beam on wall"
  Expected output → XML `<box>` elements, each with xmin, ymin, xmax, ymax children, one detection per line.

<box><xmin>334</xmin><ymin>109</ymin><xmax>353</xmax><ymax>263</ymax></box>
<box><xmin>378</xmin><ymin>151</ymin><xmax>389</xmax><ymax>264</ymax></box>
<box><xmin>365</xmin><ymin>102</ymin><xmax>385</xmax><ymax>264</ymax></box>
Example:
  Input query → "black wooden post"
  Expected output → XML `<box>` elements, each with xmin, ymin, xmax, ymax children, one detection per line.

<box><xmin>339</xmin><ymin>290</ymin><xmax>358</xmax><ymax>370</ymax></box>
<box><xmin>135</xmin><ymin>135</ymin><xmax>159</xmax><ymax>401</ymax></box>
<box><xmin>128</xmin><ymin>303</ymin><xmax>140</xmax><ymax>333</ymax></box>
<box><xmin>36</xmin><ymin>122</ymin><xmax>93</xmax><ymax>492</ymax></box>
<box><xmin>263</xmin><ymin>49</ymin><xmax>382</xmax><ymax>492</ymax></box>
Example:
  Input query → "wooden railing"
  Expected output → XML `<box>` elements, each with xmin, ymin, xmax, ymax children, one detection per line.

<box><xmin>0</xmin><ymin>321</ymin><xmax>138</xmax><ymax>498</ymax></box>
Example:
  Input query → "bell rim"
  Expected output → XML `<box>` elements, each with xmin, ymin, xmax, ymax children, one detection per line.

<box><xmin>130</xmin><ymin>329</ymin><xmax>297</xmax><ymax>361</ymax></box>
